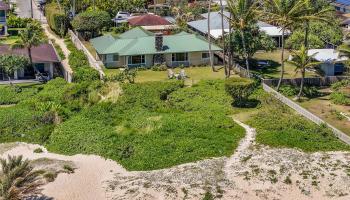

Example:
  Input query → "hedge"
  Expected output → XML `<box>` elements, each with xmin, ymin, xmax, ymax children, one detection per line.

<box><xmin>45</xmin><ymin>3</ymin><xmax>68</xmax><ymax>36</ymax></box>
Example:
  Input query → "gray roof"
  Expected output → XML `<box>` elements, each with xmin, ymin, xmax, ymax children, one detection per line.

<box><xmin>188</xmin><ymin>11</ymin><xmax>275</xmax><ymax>35</ymax></box>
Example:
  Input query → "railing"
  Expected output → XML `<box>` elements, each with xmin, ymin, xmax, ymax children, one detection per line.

<box><xmin>171</xmin><ymin>61</ymin><xmax>190</xmax><ymax>67</ymax></box>
<box><xmin>262</xmin><ymin>83</ymin><xmax>350</xmax><ymax>145</ymax></box>
<box><xmin>68</xmin><ymin>30</ymin><xmax>105</xmax><ymax>79</ymax></box>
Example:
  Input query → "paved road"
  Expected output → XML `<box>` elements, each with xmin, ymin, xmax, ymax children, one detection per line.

<box><xmin>13</xmin><ymin>0</ymin><xmax>46</xmax><ymax>23</ymax></box>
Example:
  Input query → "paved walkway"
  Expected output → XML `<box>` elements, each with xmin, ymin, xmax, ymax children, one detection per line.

<box><xmin>0</xmin><ymin>79</ymin><xmax>41</xmax><ymax>85</ymax></box>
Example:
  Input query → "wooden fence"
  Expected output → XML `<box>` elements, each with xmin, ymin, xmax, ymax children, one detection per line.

<box><xmin>262</xmin><ymin>83</ymin><xmax>350</xmax><ymax>145</ymax></box>
<box><xmin>263</xmin><ymin>76</ymin><xmax>350</xmax><ymax>87</ymax></box>
<box><xmin>68</xmin><ymin>30</ymin><xmax>105</xmax><ymax>79</ymax></box>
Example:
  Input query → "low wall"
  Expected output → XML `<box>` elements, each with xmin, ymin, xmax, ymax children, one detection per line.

<box><xmin>68</xmin><ymin>30</ymin><xmax>105</xmax><ymax>79</ymax></box>
<box><xmin>262</xmin><ymin>83</ymin><xmax>350</xmax><ymax>145</ymax></box>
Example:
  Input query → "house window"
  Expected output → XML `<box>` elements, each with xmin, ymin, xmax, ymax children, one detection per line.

<box><xmin>172</xmin><ymin>53</ymin><xmax>188</xmax><ymax>62</ymax></box>
<box><xmin>128</xmin><ymin>55</ymin><xmax>145</xmax><ymax>65</ymax></box>
<box><xmin>202</xmin><ymin>52</ymin><xmax>210</xmax><ymax>59</ymax></box>
<box><xmin>106</xmin><ymin>54</ymin><xmax>119</xmax><ymax>62</ymax></box>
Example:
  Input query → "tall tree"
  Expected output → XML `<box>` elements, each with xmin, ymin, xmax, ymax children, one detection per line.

<box><xmin>260</xmin><ymin>0</ymin><xmax>309</xmax><ymax>90</ymax></box>
<box><xmin>11</xmin><ymin>21</ymin><xmax>45</xmax><ymax>78</ymax></box>
<box><xmin>0</xmin><ymin>55</ymin><xmax>29</xmax><ymax>86</ymax></box>
<box><xmin>227</xmin><ymin>0</ymin><xmax>258</xmax><ymax>77</ymax></box>
<box><xmin>0</xmin><ymin>155</ymin><xmax>43</xmax><ymax>200</ymax></box>
<box><xmin>207</xmin><ymin>0</ymin><xmax>215</xmax><ymax>72</ymax></box>
<box><xmin>219</xmin><ymin>0</ymin><xmax>228</xmax><ymax>77</ymax></box>
<box><xmin>287</xmin><ymin>45</ymin><xmax>320</xmax><ymax>100</ymax></box>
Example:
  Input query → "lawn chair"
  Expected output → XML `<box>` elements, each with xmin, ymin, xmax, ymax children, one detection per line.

<box><xmin>178</xmin><ymin>69</ymin><xmax>188</xmax><ymax>80</ymax></box>
<box><xmin>168</xmin><ymin>69</ymin><xmax>175</xmax><ymax>79</ymax></box>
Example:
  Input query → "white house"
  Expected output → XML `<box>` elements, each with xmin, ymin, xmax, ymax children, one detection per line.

<box><xmin>308</xmin><ymin>49</ymin><xmax>347</xmax><ymax>76</ymax></box>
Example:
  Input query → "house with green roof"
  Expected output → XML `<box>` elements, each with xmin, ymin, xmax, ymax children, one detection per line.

<box><xmin>90</xmin><ymin>27</ymin><xmax>222</xmax><ymax>68</ymax></box>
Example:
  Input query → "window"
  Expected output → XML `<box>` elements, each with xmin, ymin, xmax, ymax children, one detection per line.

<box><xmin>202</xmin><ymin>52</ymin><xmax>210</xmax><ymax>59</ymax></box>
<box><xmin>128</xmin><ymin>55</ymin><xmax>145</xmax><ymax>65</ymax></box>
<box><xmin>113</xmin><ymin>54</ymin><xmax>119</xmax><ymax>62</ymax></box>
<box><xmin>172</xmin><ymin>53</ymin><xmax>188</xmax><ymax>62</ymax></box>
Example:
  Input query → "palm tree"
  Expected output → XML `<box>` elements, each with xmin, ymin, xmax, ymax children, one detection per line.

<box><xmin>287</xmin><ymin>45</ymin><xmax>320</xmax><ymax>100</ymax></box>
<box><xmin>207</xmin><ymin>0</ymin><xmax>216</xmax><ymax>72</ymax></box>
<box><xmin>11</xmin><ymin>21</ymin><xmax>45</xmax><ymax>79</ymax></box>
<box><xmin>227</xmin><ymin>0</ymin><xmax>258</xmax><ymax>77</ymax></box>
<box><xmin>260</xmin><ymin>0</ymin><xmax>310</xmax><ymax>90</ymax></box>
<box><xmin>0</xmin><ymin>155</ymin><xmax>43</xmax><ymax>200</ymax></box>
<box><xmin>219</xmin><ymin>0</ymin><xmax>228</xmax><ymax>77</ymax></box>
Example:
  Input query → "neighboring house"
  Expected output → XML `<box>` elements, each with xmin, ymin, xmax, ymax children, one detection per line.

<box><xmin>127</xmin><ymin>14</ymin><xmax>177</xmax><ymax>35</ymax></box>
<box><xmin>308</xmin><ymin>49</ymin><xmax>347</xmax><ymax>76</ymax></box>
<box><xmin>90</xmin><ymin>27</ymin><xmax>222</xmax><ymax>68</ymax></box>
<box><xmin>333</xmin><ymin>0</ymin><xmax>350</xmax><ymax>13</ymax></box>
<box><xmin>0</xmin><ymin>44</ymin><xmax>61</xmax><ymax>80</ymax></box>
<box><xmin>0</xmin><ymin>1</ymin><xmax>9</xmax><ymax>36</ymax></box>
<box><xmin>188</xmin><ymin>11</ymin><xmax>288</xmax><ymax>47</ymax></box>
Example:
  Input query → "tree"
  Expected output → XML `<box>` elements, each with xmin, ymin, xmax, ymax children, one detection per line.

<box><xmin>260</xmin><ymin>0</ymin><xmax>310</xmax><ymax>90</ymax></box>
<box><xmin>227</xmin><ymin>25</ymin><xmax>276</xmax><ymax>62</ymax></box>
<box><xmin>219</xmin><ymin>0</ymin><xmax>228</xmax><ymax>77</ymax></box>
<box><xmin>227</xmin><ymin>0</ymin><xmax>258</xmax><ymax>77</ymax></box>
<box><xmin>286</xmin><ymin>21</ymin><xmax>343</xmax><ymax>49</ymax></box>
<box><xmin>0</xmin><ymin>55</ymin><xmax>29</xmax><ymax>85</ymax></box>
<box><xmin>71</xmin><ymin>10</ymin><xmax>111</xmax><ymax>39</ymax></box>
<box><xmin>0</xmin><ymin>155</ymin><xmax>43</xmax><ymax>200</ymax></box>
<box><xmin>11</xmin><ymin>21</ymin><xmax>45</xmax><ymax>79</ymax></box>
<box><xmin>287</xmin><ymin>45</ymin><xmax>320</xmax><ymax>100</ymax></box>
<box><xmin>207</xmin><ymin>0</ymin><xmax>215</xmax><ymax>72</ymax></box>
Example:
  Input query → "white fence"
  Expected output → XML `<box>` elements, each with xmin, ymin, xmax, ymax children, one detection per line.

<box><xmin>68</xmin><ymin>30</ymin><xmax>105</xmax><ymax>79</ymax></box>
<box><xmin>262</xmin><ymin>83</ymin><xmax>350</xmax><ymax>145</ymax></box>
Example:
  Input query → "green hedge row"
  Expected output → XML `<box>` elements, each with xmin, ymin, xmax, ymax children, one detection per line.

<box><xmin>45</xmin><ymin>3</ymin><xmax>68</xmax><ymax>36</ymax></box>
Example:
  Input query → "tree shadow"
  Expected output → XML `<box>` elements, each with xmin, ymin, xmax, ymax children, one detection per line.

<box><xmin>232</xmin><ymin>99</ymin><xmax>261</xmax><ymax>108</ymax></box>
<box><xmin>250</xmin><ymin>59</ymin><xmax>281</xmax><ymax>78</ymax></box>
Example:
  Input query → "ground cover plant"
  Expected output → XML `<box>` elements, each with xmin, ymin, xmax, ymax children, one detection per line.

<box><xmin>0</xmin><ymin>78</ymin><xmax>245</xmax><ymax>171</ymax></box>
<box><xmin>246</xmin><ymin>89</ymin><xmax>350</xmax><ymax>152</ymax></box>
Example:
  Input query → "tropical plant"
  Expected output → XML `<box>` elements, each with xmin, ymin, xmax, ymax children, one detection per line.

<box><xmin>0</xmin><ymin>155</ymin><xmax>43</xmax><ymax>200</ymax></box>
<box><xmin>260</xmin><ymin>0</ymin><xmax>310</xmax><ymax>90</ymax></box>
<box><xmin>287</xmin><ymin>45</ymin><xmax>320</xmax><ymax>100</ymax></box>
<box><xmin>11</xmin><ymin>21</ymin><xmax>45</xmax><ymax>78</ymax></box>
<box><xmin>225</xmin><ymin>77</ymin><xmax>256</xmax><ymax>106</ymax></box>
<box><xmin>227</xmin><ymin>0</ymin><xmax>258</xmax><ymax>77</ymax></box>
<box><xmin>0</xmin><ymin>55</ymin><xmax>29</xmax><ymax>85</ymax></box>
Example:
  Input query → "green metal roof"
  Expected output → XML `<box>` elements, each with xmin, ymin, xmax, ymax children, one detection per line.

<box><xmin>90</xmin><ymin>27</ymin><xmax>222</xmax><ymax>56</ymax></box>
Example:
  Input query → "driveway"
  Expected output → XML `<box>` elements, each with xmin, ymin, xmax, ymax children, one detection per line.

<box><xmin>13</xmin><ymin>0</ymin><xmax>46</xmax><ymax>23</ymax></box>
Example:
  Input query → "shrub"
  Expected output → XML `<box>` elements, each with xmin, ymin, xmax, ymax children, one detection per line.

<box><xmin>45</xmin><ymin>3</ymin><xmax>68</xmax><ymax>36</ymax></box>
<box><xmin>151</xmin><ymin>64</ymin><xmax>168</xmax><ymax>71</ymax></box>
<box><xmin>71</xmin><ymin>10</ymin><xmax>111</xmax><ymax>39</ymax></box>
<box><xmin>279</xmin><ymin>85</ymin><xmax>298</xmax><ymax>97</ymax></box>
<box><xmin>33</xmin><ymin>148</ymin><xmax>43</xmax><ymax>153</ymax></box>
<box><xmin>225</xmin><ymin>77</ymin><xmax>256</xmax><ymax>106</ymax></box>
<box><xmin>330</xmin><ymin>92</ymin><xmax>350</xmax><ymax>105</ymax></box>
<box><xmin>43</xmin><ymin>172</ymin><xmax>57</xmax><ymax>182</ymax></box>
<box><xmin>7</xmin><ymin>15</ymin><xmax>34</xmax><ymax>28</ymax></box>
<box><xmin>331</xmin><ymin>79</ymin><xmax>350</xmax><ymax>91</ymax></box>
<box><xmin>63</xmin><ymin>165</ymin><xmax>75</xmax><ymax>173</ymax></box>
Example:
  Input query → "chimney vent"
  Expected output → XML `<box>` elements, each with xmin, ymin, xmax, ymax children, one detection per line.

<box><xmin>155</xmin><ymin>33</ymin><xmax>163</xmax><ymax>51</ymax></box>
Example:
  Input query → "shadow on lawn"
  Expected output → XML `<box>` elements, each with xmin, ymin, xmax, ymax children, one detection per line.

<box><xmin>232</xmin><ymin>99</ymin><xmax>261</xmax><ymax>108</ymax></box>
<box><xmin>250</xmin><ymin>59</ymin><xmax>281</xmax><ymax>79</ymax></box>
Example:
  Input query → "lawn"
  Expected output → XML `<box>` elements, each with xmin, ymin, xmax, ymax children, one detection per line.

<box><xmin>252</xmin><ymin>50</ymin><xmax>319</xmax><ymax>79</ymax></box>
<box><xmin>235</xmin><ymin>88</ymin><xmax>350</xmax><ymax>152</ymax></box>
<box><xmin>297</xmin><ymin>86</ymin><xmax>350</xmax><ymax>136</ymax></box>
<box><xmin>105</xmin><ymin>66</ymin><xmax>231</xmax><ymax>85</ymax></box>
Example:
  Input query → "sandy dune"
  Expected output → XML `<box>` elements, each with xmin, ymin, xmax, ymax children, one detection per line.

<box><xmin>1</xmin><ymin>121</ymin><xmax>350</xmax><ymax>200</ymax></box>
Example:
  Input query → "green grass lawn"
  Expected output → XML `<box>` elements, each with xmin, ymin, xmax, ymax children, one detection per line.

<box><xmin>105</xmin><ymin>66</ymin><xmax>232</xmax><ymax>85</ymax></box>
<box><xmin>0</xmin><ymin>35</ymin><xmax>20</xmax><ymax>45</ymax></box>
<box><xmin>252</xmin><ymin>50</ymin><xmax>319</xmax><ymax>79</ymax></box>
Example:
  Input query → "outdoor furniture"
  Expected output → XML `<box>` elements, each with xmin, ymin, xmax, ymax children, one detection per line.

<box><xmin>168</xmin><ymin>69</ymin><xmax>175</xmax><ymax>79</ymax></box>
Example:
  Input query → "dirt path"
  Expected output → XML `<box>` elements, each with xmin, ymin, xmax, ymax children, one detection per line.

<box><xmin>42</xmin><ymin>24</ymin><xmax>73</xmax><ymax>82</ymax></box>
